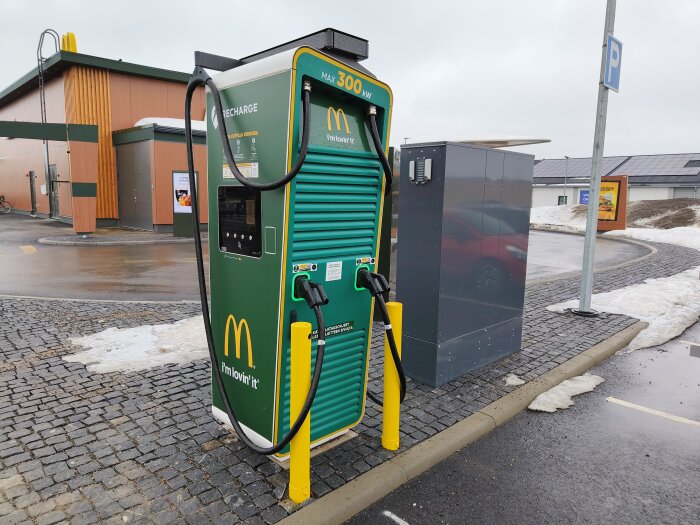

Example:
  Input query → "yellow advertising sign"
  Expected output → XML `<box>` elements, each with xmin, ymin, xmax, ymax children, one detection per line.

<box><xmin>224</xmin><ymin>314</ymin><xmax>253</xmax><ymax>367</ymax></box>
<box><xmin>598</xmin><ymin>180</ymin><xmax>620</xmax><ymax>221</ymax></box>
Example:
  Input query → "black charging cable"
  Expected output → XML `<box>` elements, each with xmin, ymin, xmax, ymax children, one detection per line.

<box><xmin>188</xmin><ymin>67</ymin><xmax>312</xmax><ymax>191</ymax></box>
<box><xmin>185</xmin><ymin>68</ymin><xmax>328</xmax><ymax>455</ymax></box>
<box><xmin>356</xmin><ymin>268</ymin><xmax>407</xmax><ymax>405</ymax></box>
<box><xmin>367</xmin><ymin>105</ymin><xmax>393</xmax><ymax>195</ymax></box>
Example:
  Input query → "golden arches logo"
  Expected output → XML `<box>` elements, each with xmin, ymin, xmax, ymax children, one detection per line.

<box><xmin>224</xmin><ymin>315</ymin><xmax>253</xmax><ymax>368</ymax></box>
<box><xmin>327</xmin><ymin>106</ymin><xmax>351</xmax><ymax>134</ymax></box>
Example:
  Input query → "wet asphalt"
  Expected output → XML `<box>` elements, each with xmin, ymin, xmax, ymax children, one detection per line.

<box><xmin>0</xmin><ymin>215</ymin><xmax>645</xmax><ymax>301</ymax></box>
<box><xmin>346</xmin><ymin>323</ymin><xmax>700</xmax><ymax>525</ymax></box>
<box><xmin>525</xmin><ymin>229</ymin><xmax>649</xmax><ymax>281</ymax></box>
<box><xmin>0</xmin><ymin>214</ymin><xmax>208</xmax><ymax>301</ymax></box>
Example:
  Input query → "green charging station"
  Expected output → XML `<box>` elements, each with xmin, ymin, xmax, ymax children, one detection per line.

<box><xmin>204</xmin><ymin>45</ymin><xmax>392</xmax><ymax>457</ymax></box>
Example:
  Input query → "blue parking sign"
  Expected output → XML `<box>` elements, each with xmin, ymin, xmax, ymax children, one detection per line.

<box><xmin>604</xmin><ymin>34</ymin><xmax>622</xmax><ymax>92</ymax></box>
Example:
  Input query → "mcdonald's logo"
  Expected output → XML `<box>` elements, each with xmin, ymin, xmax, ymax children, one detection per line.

<box><xmin>327</xmin><ymin>107</ymin><xmax>351</xmax><ymax>134</ymax></box>
<box><xmin>224</xmin><ymin>315</ymin><xmax>253</xmax><ymax>368</ymax></box>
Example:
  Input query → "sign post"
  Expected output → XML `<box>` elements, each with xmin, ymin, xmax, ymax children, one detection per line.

<box><xmin>173</xmin><ymin>171</ymin><xmax>196</xmax><ymax>237</ymax></box>
<box><xmin>574</xmin><ymin>0</ymin><xmax>621</xmax><ymax>317</ymax></box>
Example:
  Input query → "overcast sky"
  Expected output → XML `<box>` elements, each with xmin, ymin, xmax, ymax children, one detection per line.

<box><xmin>1</xmin><ymin>0</ymin><xmax>698</xmax><ymax>158</ymax></box>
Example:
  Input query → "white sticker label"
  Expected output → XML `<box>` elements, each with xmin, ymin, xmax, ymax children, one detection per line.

<box><xmin>326</xmin><ymin>261</ymin><xmax>342</xmax><ymax>282</ymax></box>
<box><xmin>223</xmin><ymin>162</ymin><xmax>259</xmax><ymax>179</ymax></box>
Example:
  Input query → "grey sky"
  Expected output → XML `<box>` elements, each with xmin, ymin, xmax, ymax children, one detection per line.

<box><xmin>1</xmin><ymin>0</ymin><xmax>698</xmax><ymax>158</ymax></box>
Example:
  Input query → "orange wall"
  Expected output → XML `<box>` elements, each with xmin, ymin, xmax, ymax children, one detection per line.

<box><xmin>64</xmin><ymin>66</ymin><xmax>116</xmax><ymax>219</ymax></box>
<box><xmin>0</xmin><ymin>139</ymin><xmax>71</xmax><ymax>216</ymax></box>
<box><xmin>109</xmin><ymin>73</ymin><xmax>205</xmax><ymax>130</ymax></box>
<box><xmin>152</xmin><ymin>141</ymin><xmax>208</xmax><ymax>225</ymax></box>
<box><xmin>0</xmin><ymin>76</ymin><xmax>71</xmax><ymax>216</ymax></box>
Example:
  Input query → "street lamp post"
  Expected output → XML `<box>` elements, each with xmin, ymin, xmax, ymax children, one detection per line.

<box><xmin>564</xmin><ymin>156</ymin><xmax>570</xmax><ymax>204</ymax></box>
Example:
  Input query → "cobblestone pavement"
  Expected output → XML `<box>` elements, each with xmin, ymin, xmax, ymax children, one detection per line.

<box><xmin>1</xmin><ymin>238</ymin><xmax>699</xmax><ymax>525</ymax></box>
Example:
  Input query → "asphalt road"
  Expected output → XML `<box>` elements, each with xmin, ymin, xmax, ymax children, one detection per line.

<box><xmin>0</xmin><ymin>214</ymin><xmax>207</xmax><ymax>301</ymax></box>
<box><xmin>0</xmin><ymin>215</ymin><xmax>648</xmax><ymax>301</ymax></box>
<box><xmin>525</xmin><ymin>229</ymin><xmax>649</xmax><ymax>280</ymax></box>
<box><xmin>347</xmin><ymin>323</ymin><xmax>700</xmax><ymax>525</ymax></box>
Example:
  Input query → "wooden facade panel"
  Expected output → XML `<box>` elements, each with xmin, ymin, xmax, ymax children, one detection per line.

<box><xmin>71</xmin><ymin>197</ymin><xmax>97</xmax><ymax>234</ymax></box>
<box><xmin>152</xmin><ymin>141</ymin><xmax>207</xmax><ymax>225</ymax></box>
<box><xmin>64</xmin><ymin>66</ymin><xmax>118</xmax><ymax>219</ymax></box>
<box><xmin>108</xmin><ymin>74</ymin><xmax>132</xmax><ymax>131</ymax></box>
<box><xmin>167</xmin><ymin>82</ymin><xmax>205</xmax><ymax>120</ymax></box>
<box><xmin>68</xmin><ymin>141</ymin><xmax>99</xmax><ymax>183</ymax></box>
<box><xmin>109</xmin><ymin>72</ymin><xmax>205</xmax><ymax>128</ymax></box>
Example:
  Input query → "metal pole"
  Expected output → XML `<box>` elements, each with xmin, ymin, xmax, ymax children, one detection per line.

<box><xmin>563</xmin><ymin>156</ymin><xmax>569</xmax><ymax>204</ymax></box>
<box><xmin>575</xmin><ymin>0</ymin><xmax>616</xmax><ymax>316</ymax></box>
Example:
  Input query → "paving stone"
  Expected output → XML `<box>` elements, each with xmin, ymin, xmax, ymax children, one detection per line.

<box><xmin>36</xmin><ymin>510</ymin><xmax>66</xmax><ymax>525</ymax></box>
<box><xmin>261</xmin><ymin>505</ymin><xmax>288</xmax><ymax>524</ymax></box>
<box><xmin>2</xmin><ymin>238</ymin><xmax>696</xmax><ymax>524</ymax></box>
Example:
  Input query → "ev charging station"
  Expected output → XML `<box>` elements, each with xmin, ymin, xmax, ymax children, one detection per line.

<box><xmin>184</xmin><ymin>30</ymin><xmax>404</xmax><ymax>466</ymax></box>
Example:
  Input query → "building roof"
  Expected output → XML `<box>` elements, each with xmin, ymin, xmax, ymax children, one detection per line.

<box><xmin>0</xmin><ymin>51</ymin><xmax>192</xmax><ymax>109</ymax></box>
<box><xmin>112</xmin><ymin>121</ymin><xmax>206</xmax><ymax>146</ymax></box>
<box><xmin>534</xmin><ymin>153</ymin><xmax>700</xmax><ymax>186</ymax></box>
<box><xmin>456</xmin><ymin>137</ymin><xmax>551</xmax><ymax>148</ymax></box>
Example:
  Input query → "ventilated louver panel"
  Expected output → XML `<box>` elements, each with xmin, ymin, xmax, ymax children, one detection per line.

<box><xmin>279</xmin><ymin>329</ymin><xmax>368</xmax><ymax>439</ymax></box>
<box><xmin>277</xmin><ymin>145</ymin><xmax>383</xmax><ymax>444</ymax></box>
<box><xmin>291</xmin><ymin>147</ymin><xmax>382</xmax><ymax>263</ymax></box>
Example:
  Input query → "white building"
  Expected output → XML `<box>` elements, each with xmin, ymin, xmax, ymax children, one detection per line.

<box><xmin>532</xmin><ymin>153</ymin><xmax>700</xmax><ymax>207</ymax></box>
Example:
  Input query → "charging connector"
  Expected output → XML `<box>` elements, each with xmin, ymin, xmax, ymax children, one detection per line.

<box><xmin>355</xmin><ymin>268</ymin><xmax>407</xmax><ymax>405</ymax></box>
<box><xmin>293</xmin><ymin>274</ymin><xmax>329</xmax><ymax>309</ymax></box>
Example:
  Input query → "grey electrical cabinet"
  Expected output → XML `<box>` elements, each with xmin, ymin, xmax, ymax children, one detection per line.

<box><xmin>396</xmin><ymin>142</ymin><xmax>534</xmax><ymax>387</ymax></box>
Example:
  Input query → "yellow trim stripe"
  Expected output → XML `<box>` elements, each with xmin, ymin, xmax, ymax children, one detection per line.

<box><xmin>272</xmin><ymin>46</ymin><xmax>394</xmax><ymax>452</ymax></box>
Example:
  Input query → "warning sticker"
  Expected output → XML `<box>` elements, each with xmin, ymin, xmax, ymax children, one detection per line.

<box><xmin>311</xmin><ymin>321</ymin><xmax>354</xmax><ymax>340</ymax></box>
<box><xmin>325</xmin><ymin>261</ymin><xmax>342</xmax><ymax>282</ymax></box>
<box><xmin>223</xmin><ymin>162</ymin><xmax>259</xmax><ymax>179</ymax></box>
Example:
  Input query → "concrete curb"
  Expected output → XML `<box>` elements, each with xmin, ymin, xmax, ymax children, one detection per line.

<box><xmin>279</xmin><ymin>320</ymin><xmax>647</xmax><ymax>525</ymax></box>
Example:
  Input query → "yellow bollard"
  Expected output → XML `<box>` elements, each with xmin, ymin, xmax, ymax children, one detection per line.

<box><xmin>382</xmin><ymin>301</ymin><xmax>403</xmax><ymax>451</ymax></box>
<box><xmin>289</xmin><ymin>321</ymin><xmax>311</xmax><ymax>503</ymax></box>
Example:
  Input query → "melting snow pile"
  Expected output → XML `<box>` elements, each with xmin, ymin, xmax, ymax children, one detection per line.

<box><xmin>64</xmin><ymin>316</ymin><xmax>207</xmax><ymax>373</ymax></box>
<box><xmin>528</xmin><ymin>374</ymin><xmax>604</xmax><ymax>413</ymax></box>
<box><xmin>548</xmin><ymin>265</ymin><xmax>700</xmax><ymax>351</ymax></box>
<box><xmin>605</xmin><ymin>226</ymin><xmax>700</xmax><ymax>252</ymax></box>
<box><xmin>504</xmin><ymin>373</ymin><xmax>525</xmax><ymax>386</ymax></box>
<box><xmin>529</xmin><ymin>205</ymin><xmax>586</xmax><ymax>233</ymax></box>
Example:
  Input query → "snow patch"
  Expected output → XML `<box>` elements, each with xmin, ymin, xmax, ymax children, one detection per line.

<box><xmin>64</xmin><ymin>316</ymin><xmax>207</xmax><ymax>373</ymax></box>
<box><xmin>604</xmin><ymin>226</ymin><xmax>700</xmax><ymax>252</ymax></box>
<box><xmin>530</xmin><ymin>205</ymin><xmax>586</xmax><ymax>232</ymax></box>
<box><xmin>528</xmin><ymin>374</ymin><xmax>604</xmax><ymax>413</ymax></box>
<box><xmin>548</xmin><ymin>265</ymin><xmax>700</xmax><ymax>351</ymax></box>
<box><xmin>504</xmin><ymin>373</ymin><xmax>525</xmax><ymax>386</ymax></box>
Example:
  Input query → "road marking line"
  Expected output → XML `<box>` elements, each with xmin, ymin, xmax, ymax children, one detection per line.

<box><xmin>606</xmin><ymin>397</ymin><xmax>700</xmax><ymax>427</ymax></box>
<box><xmin>20</xmin><ymin>245</ymin><xmax>37</xmax><ymax>255</ymax></box>
<box><xmin>382</xmin><ymin>510</ymin><xmax>410</xmax><ymax>525</ymax></box>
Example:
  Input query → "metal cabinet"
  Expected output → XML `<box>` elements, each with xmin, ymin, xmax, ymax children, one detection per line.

<box><xmin>396</xmin><ymin>142</ymin><xmax>534</xmax><ymax>386</ymax></box>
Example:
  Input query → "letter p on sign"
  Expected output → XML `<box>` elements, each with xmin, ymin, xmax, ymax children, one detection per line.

<box><xmin>604</xmin><ymin>34</ymin><xmax>623</xmax><ymax>92</ymax></box>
